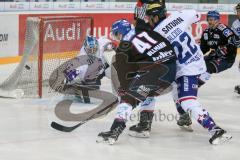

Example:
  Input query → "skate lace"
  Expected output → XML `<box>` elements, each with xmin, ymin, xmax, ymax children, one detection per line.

<box><xmin>182</xmin><ymin>113</ymin><xmax>190</xmax><ymax>120</ymax></box>
<box><xmin>209</xmin><ymin>126</ymin><xmax>221</xmax><ymax>136</ymax></box>
<box><xmin>112</xmin><ymin>125</ymin><xmax>125</xmax><ymax>137</ymax></box>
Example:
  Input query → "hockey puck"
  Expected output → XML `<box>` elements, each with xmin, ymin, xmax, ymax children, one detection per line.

<box><xmin>25</xmin><ymin>65</ymin><xmax>31</xmax><ymax>70</ymax></box>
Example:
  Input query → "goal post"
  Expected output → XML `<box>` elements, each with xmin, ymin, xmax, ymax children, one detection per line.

<box><xmin>0</xmin><ymin>16</ymin><xmax>93</xmax><ymax>98</ymax></box>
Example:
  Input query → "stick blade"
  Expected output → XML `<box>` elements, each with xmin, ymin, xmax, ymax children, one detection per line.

<box><xmin>0</xmin><ymin>89</ymin><xmax>24</xmax><ymax>99</ymax></box>
<box><xmin>51</xmin><ymin>121</ymin><xmax>83</xmax><ymax>132</ymax></box>
<box><xmin>51</xmin><ymin>122</ymin><xmax>73</xmax><ymax>132</ymax></box>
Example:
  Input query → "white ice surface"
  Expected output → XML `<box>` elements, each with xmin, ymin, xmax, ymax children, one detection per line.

<box><xmin>0</xmin><ymin>59</ymin><xmax>240</xmax><ymax>160</ymax></box>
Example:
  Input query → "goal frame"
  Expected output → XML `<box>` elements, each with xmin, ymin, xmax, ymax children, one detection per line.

<box><xmin>37</xmin><ymin>16</ymin><xmax>94</xmax><ymax>98</ymax></box>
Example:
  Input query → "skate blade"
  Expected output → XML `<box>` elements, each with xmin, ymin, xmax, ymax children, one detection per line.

<box><xmin>128</xmin><ymin>131</ymin><xmax>150</xmax><ymax>138</ymax></box>
<box><xmin>234</xmin><ymin>90</ymin><xmax>240</xmax><ymax>95</ymax></box>
<box><xmin>96</xmin><ymin>136</ymin><xmax>116</xmax><ymax>145</ymax></box>
<box><xmin>179</xmin><ymin>125</ymin><xmax>194</xmax><ymax>132</ymax></box>
<box><xmin>211</xmin><ymin>133</ymin><xmax>232</xmax><ymax>145</ymax></box>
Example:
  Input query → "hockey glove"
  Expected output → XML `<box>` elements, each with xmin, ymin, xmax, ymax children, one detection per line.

<box><xmin>64</xmin><ymin>69</ymin><xmax>80</xmax><ymax>83</ymax></box>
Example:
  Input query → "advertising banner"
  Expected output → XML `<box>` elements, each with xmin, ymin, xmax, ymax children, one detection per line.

<box><xmin>19</xmin><ymin>13</ymin><xmax>230</xmax><ymax>56</ymax></box>
<box><xmin>0</xmin><ymin>3</ymin><xmax>4</xmax><ymax>11</ymax></box>
<box><xmin>19</xmin><ymin>13</ymin><xmax>133</xmax><ymax>55</ymax></box>
<box><xmin>53</xmin><ymin>2</ymin><xmax>80</xmax><ymax>11</ymax></box>
<box><xmin>80</xmin><ymin>2</ymin><xmax>109</xmax><ymax>10</ymax></box>
<box><xmin>42</xmin><ymin>17</ymin><xmax>92</xmax><ymax>54</ymax></box>
<box><xmin>0</xmin><ymin>2</ymin><xmax>237</xmax><ymax>12</ymax></box>
<box><xmin>108</xmin><ymin>2</ymin><xmax>135</xmax><ymax>11</ymax></box>
<box><xmin>4</xmin><ymin>2</ymin><xmax>29</xmax><ymax>11</ymax></box>
<box><xmin>0</xmin><ymin>14</ymin><xmax>19</xmax><ymax>57</ymax></box>
<box><xmin>29</xmin><ymin>2</ymin><xmax>54</xmax><ymax>11</ymax></box>
<box><xmin>167</xmin><ymin>3</ymin><xmax>198</xmax><ymax>11</ymax></box>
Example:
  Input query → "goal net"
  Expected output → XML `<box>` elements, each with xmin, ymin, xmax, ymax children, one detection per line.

<box><xmin>0</xmin><ymin>16</ymin><xmax>93</xmax><ymax>98</ymax></box>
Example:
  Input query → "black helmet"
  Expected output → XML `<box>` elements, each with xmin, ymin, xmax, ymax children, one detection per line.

<box><xmin>146</xmin><ymin>3</ymin><xmax>167</xmax><ymax>19</ymax></box>
<box><xmin>236</xmin><ymin>3</ymin><xmax>240</xmax><ymax>11</ymax></box>
<box><xmin>141</xmin><ymin>0</ymin><xmax>165</xmax><ymax>5</ymax></box>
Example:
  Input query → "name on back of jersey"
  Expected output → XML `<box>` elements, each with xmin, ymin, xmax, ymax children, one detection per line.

<box><xmin>166</xmin><ymin>28</ymin><xmax>183</xmax><ymax>43</ymax></box>
<box><xmin>132</xmin><ymin>31</ymin><xmax>175</xmax><ymax>62</ymax></box>
<box><xmin>146</xmin><ymin>42</ymin><xmax>166</xmax><ymax>56</ymax></box>
<box><xmin>162</xmin><ymin>17</ymin><xmax>184</xmax><ymax>34</ymax></box>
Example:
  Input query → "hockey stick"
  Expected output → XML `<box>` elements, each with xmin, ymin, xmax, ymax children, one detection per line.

<box><xmin>0</xmin><ymin>89</ymin><xmax>24</xmax><ymax>99</ymax></box>
<box><xmin>51</xmin><ymin>121</ymin><xmax>85</xmax><ymax>132</ymax></box>
<box><xmin>51</xmin><ymin>98</ymin><xmax>117</xmax><ymax>132</ymax></box>
<box><xmin>50</xmin><ymin>83</ymin><xmax>118</xmax><ymax>132</ymax></box>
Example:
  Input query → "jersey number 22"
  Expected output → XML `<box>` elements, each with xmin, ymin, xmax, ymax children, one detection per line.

<box><xmin>172</xmin><ymin>32</ymin><xmax>198</xmax><ymax>64</ymax></box>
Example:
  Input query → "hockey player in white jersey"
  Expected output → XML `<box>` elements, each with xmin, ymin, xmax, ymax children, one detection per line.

<box><xmin>232</xmin><ymin>3</ymin><xmax>240</xmax><ymax>94</ymax></box>
<box><xmin>232</xmin><ymin>3</ymin><xmax>240</xmax><ymax>47</ymax></box>
<box><xmin>177</xmin><ymin>10</ymin><xmax>237</xmax><ymax>131</ymax></box>
<box><xmin>64</xmin><ymin>35</ymin><xmax>114</xmax><ymax>103</ymax></box>
<box><xmin>129</xmin><ymin>3</ymin><xmax>232</xmax><ymax>144</ymax></box>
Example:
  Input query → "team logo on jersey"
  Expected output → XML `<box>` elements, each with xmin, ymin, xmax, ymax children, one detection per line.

<box><xmin>213</xmin><ymin>34</ymin><xmax>220</xmax><ymax>39</ymax></box>
<box><xmin>217</xmin><ymin>24</ymin><xmax>227</xmax><ymax>31</ymax></box>
<box><xmin>203</xmin><ymin>33</ymin><xmax>208</xmax><ymax>40</ymax></box>
<box><xmin>223</xmin><ymin>29</ymin><xmax>233</xmax><ymax>37</ymax></box>
<box><xmin>207</xmin><ymin>40</ymin><xmax>218</xmax><ymax>46</ymax></box>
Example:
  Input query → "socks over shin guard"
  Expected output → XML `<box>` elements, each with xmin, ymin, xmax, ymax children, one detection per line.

<box><xmin>197</xmin><ymin>110</ymin><xmax>216</xmax><ymax>131</ymax></box>
<box><xmin>181</xmin><ymin>99</ymin><xmax>216</xmax><ymax>130</ymax></box>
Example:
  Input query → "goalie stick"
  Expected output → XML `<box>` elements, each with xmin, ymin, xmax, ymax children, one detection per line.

<box><xmin>50</xmin><ymin>84</ymin><xmax>118</xmax><ymax>132</ymax></box>
<box><xmin>51</xmin><ymin>121</ymin><xmax>84</xmax><ymax>132</ymax></box>
<box><xmin>51</xmin><ymin>100</ymin><xmax>116</xmax><ymax>132</ymax></box>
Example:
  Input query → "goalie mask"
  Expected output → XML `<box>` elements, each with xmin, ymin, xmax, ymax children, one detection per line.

<box><xmin>83</xmin><ymin>36</ymin><xmax>99</xmax><ymax>56</ymax></box>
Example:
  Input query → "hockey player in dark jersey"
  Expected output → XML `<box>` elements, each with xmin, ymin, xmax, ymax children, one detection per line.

<box><xmin>96</xmin><ymin>19</ymin><xmax>177</xmax><ymax>145</ymax></box>
<box><xmin>200</xmin><ymin>10</ymin><xmax>237</xmax><ymax>75</ymax></box>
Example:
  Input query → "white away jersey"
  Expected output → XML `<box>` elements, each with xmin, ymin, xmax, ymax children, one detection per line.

<box><xmin>76</xmin><ymin>37</ymin><xmax>112</xmax><ymax>81</ymax></box>
<box><xmin>232</xmin><ymin>19</ymin><xmax>240</xmax><ymax>36</ymax></box>
<box><xmin>153</xmin><ymin>10</ymin><xmax>206</xmax><ymax>79</ymax></box>
<box><xmin>231</xmin><ymin>19</ymin><xmax>240</xmax><ymax>47</ymax></box>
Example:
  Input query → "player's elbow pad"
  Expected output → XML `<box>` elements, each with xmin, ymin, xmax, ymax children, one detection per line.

<box><xmin>233</xmin><ymin>36</ymin><xmax>240</xmax><ymax>48</ymax></box>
